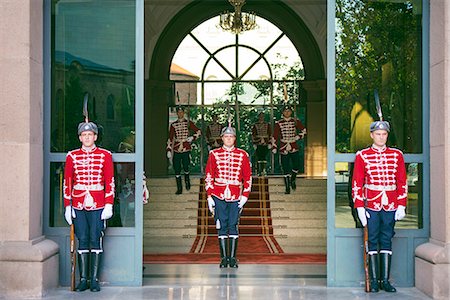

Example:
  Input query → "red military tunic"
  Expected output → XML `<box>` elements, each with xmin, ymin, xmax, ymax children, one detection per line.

<box><xmin>206</xmin><ymin>122</ymin><xmax>224</xmax><ymax>149</ymax></box>
<box><xmin>204</xmin><ymin>146</ymin><xmax>252</xmax><ymax>201</ymax></box>
<box><xmin>252</xmin><ymin>121</ymin><xmax>271</xmax><ymax>146</ymax></box>
<box><xmin>64</xmin><ymin>147</ymin><xmax>115</xmax><ymax>211</ymax></box>
<box><xmin>352</xmin><ymin>146</ymin><xmax>408</xmax><ymax>211</ymax></box>
<box><xmin>166</xmin><ymin>118</ymin><xmax>201</xmax><ymax>153</ymax></box>
<box><xmin>270</xmin><ymin>117</ymin><xmax>306</xmax><ymax>154</ymax></box>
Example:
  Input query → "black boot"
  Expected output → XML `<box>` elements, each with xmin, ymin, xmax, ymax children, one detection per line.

<box><xmin>184</xmin><ymin>173</ymin><xmax>191</xmax><ymax>191</ymax></box>
<box><xmin>219</xmin><ymin>238</ymin><xmax>228</xmax><ymax>268</ymax></box>
<box><xmin>90</xmin><ymin>252</ymin><xmax>101</xmax><ymax>292</ymax></box>
<box><xmin>380</xmin><ymin>252</ymin><xmax>396</xmax><ymax>292</ymax></box>
<box><xmin>291</xmin><ymin>171</ymin><xmax>297</xmax><ymax>190</ymax></box>
<box><xmin>284</xmin><ymin>176</ymin><xmax>291</xmax><ymax>194</ymax></box>
<box><xmin>175</xmin><ymin>176</ymin><xmax>182</xmax><ymax>194</ymax></box>
<box><xmin>368</xmin><ymin>254</ymin><xmax>379</xmax><ymax>292</ymax></box>
<box><xmin>76</xmin><ymin>252</ymin><xmax>89</xmax><ymax>292</ymax></box>
<box><xmin>228</xmin><ymin>238</ymin><xmax>239</xmax><ymax>268</ymax></box>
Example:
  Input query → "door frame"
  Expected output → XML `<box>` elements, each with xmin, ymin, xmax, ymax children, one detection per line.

<box><xmin>326</xmin><ymin>0</ymin><xmax>430</xmax><ymax>287</ymax></box>
<box><xmin>43</xmin><ymin>0</ymin><xmax>144</xmax><ymax>286</ymax></box>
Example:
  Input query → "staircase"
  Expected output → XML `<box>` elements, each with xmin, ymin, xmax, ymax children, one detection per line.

<box><xmin>269</xmin><ymin>177</ymin><xmax>327</xmax><ymax>254</ymax></box>
<box><xmin>144</xmin><ymin>177</ymin><xmax>327</xmax><ymax>254</ymax></box>
<box><xmin>143</xmin><ymin>178</ymin><xmax>198</xmax><ymax>253</ymax></box>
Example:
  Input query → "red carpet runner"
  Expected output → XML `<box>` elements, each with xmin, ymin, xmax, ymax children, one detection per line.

<box><xmin>190</xmin><ymin>177</ymin><xmax>284</xmax><ymax>255</ymax></box>
<box><xmin>143</xmin><ymin>177</ymin><xmax>326</xmax><ymax>264</ymax></box>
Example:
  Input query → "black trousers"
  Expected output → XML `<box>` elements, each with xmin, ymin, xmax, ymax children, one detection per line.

<box><xmin>255</xmin><ymin>145</ymin><xmax>269</xmax><ymax>162</ymax></box>
<box><xmin>280</xmin><ymin>151</ymin><xmax>300</xmax><ymax>175</ymax></box>
<box><xmin>173</xmin><ymin>151</ymin><xmax>190</xmax><ymax>175</ymax></box>
<box><xmin>73</xmin><ymin>209</ymin><xmax>105</xmax><ymax>252</ymax></box>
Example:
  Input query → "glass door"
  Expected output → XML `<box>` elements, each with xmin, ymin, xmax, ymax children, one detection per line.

<box><xmin>44</xmin><ymin>0</ymin><xmax>144</xmax><ymax>286</ymax></box>
<box><xmin>327</xmin><ymin>0</ymin><xmax>429</xmax><ymax>287</ymax></box>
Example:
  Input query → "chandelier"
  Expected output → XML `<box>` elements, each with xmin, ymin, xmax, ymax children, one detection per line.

<box><xmin>218</xmin><ymin>0</ymin><xmax>258</xmax><ymax>34</ymax></box>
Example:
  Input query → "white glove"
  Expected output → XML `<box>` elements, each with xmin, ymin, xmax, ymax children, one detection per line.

<box><xmin>64</xmin><ymin>206</ymin><xmax>75</xmax><ymax>225</ymax></box>
<box><xmin>395</xmin><ymin>205</ymin><xmax>406</xmax><ymax>221</ymax></box>
<box><xmin>357</xmin><ymin>207</ymin><xmax>370</xmax><ymax>227</ymax></box>
<box><xmin>101</xmin><ymin>204</ymin><xmax>114</xmax><ymax>220</ymax></box>
<box><xmin>238</xmin><ymin>196</ymin><xmax>248</xmax><ymax>209</ymax></box>
<box><xmin>207</xmin><ymin>196</ymin><xmax>215</xmax><ymax>214</ymax></box>
<box><xmin>186</xmin><ymin>136</ymin><xmax>194</xmax><ymax>143</ymax></box>
<box><xmin>272</xmin><ymin>148</ymin><xmax>277</xmax><ymax>154</ymax></box>
<box><xmin>166</xmin><ymin>151</ymin><xmax>172</xmax><ymax>159</ymax></box>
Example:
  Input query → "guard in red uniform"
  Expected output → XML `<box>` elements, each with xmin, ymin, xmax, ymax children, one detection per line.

<box><xmin>206</xmin><ymin>113</ymin><xmax>224</xmax><ymax>151</ymax></box>
<box><xmin>204</xmin><ymin>124</ymin><xmax>252</xmax><ymax>268</ymax></box>
<box><xmin>64</xmin><ymin>121</ymin><xmax>115</xmax><ymax>292</ymax></box>
<box><xmin>166</xmin><ymin>106</ymin><xmax>201</xmax><ymax>194</ymax></box>
<box><xmin>252</xmin><ymin>112</ymin><xmax>271</xmax><ymax>176</ymax></box>
<box><xmin>352</xmin><ymin>120</ymin><xmax>407</xmax><ymax>293</ymax></box>
<box><xmin>270</xmin><ymin>105</ymin><xmax>306</xmax><ymax>193</ymax></box>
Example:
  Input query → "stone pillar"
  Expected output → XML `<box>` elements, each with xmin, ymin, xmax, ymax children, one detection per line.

<box><xmin>415</xmin><ymin>1</ymin><xmax>450</xmax><ymax>299</ymax></box>
<box><xmin>302</xmin><ymin>80</ymin><xmax>326</xmax><ymax>177</ymax></box>
<box><xmin>0</xmin><ymin>0</ymin><xmax>59</xmax><ymax>297</ymax></box>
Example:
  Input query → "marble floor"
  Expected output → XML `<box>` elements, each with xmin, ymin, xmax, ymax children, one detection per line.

<box><xmin>6</xmin><ymin>264</ymin><xmax>431</xmax><ymax>300</ymax></box>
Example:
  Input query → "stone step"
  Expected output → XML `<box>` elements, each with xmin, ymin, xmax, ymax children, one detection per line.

<box><xmin>144</xmin><ymin>219</ymin><xmax>197</xmax><ymax>227</ymax></box>
<box><xmin>271</xmin><ymin>210</ymin><xmax>326</xmax><ymax>219</ymax></box>
<box><xmin>273</xmin><ymin>227</ymin><xmax>327</xmax><ymax>238</ymax></box>
<box><xmin>272</xmin><ymin>218</ymin><xmax>326</xmax><ymax>228</ymax></box>
<box><xmin>144</xmin><ymin>210</ymin><xmax>198</xmax><ymax>219</ymax></box>
<box><xmin>144</xmin><ymin>228</ymin><xmax>197</xmax><ymax>237</ymax></box>
<box><xmin>268</xmin><ymin>194</ymin><xmax>327</xmax><ymax>202</ymax></box>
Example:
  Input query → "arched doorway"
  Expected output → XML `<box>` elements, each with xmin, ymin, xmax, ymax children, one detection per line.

<box><xmin>143</xmin><ymin>0</ymin><xmax>327</xmax><ymax>267</ymax></box>
<box><xmin>145</xmin><ymin>0</ymin><xmax>325</xmax><ymax>177</ymax></box>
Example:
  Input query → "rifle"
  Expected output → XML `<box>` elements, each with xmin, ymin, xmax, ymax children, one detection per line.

<box><xmin>69</xmin><ymin>181</ymin><xmax>76</xmax><ymax>291</ymax></box>
<box><xmin>363</xmin><ymin>196</ymin><xmax>370</xmax><ymax>292</ymax></box>
<box><xmin>70</xmin><ymin>223</ymin><xmax>76</xmax><ymax>291</ymax></box>
<box><xmin>363</xmin><ymin>224</ymin><xmax>370</xmax><ymax>292</ymax></box>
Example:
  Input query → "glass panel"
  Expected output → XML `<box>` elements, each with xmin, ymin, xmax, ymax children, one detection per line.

<box><xmin>170</xmin><ymin>34</ymin><xmax>207</xmax><ymax>81</ymax></box>
<box><xmin>204</xmin><ymin>82</ymin><xmax>233</xmax><ymax>105</ymax></box>
<box><xmin>238</xmin><ymin>17</ymin><xmax>283</xmax><ymax>53</ymax></box>
<box><xmin>335</xmin><ymin>0</ymin><xmax>423</xmax><ymax>153</ymax></box>
<box><xmin>49</xmin><ymin>162</ymin><xmax>136</xmax><ymax>227</ymax></box>
<box><xmin>237</xmin><ymin>82</ymin><xmax>270</xmax><ymax>105</ymax></box>
<box><xmin>240</xmin><ymin>58</ymin><xmax>271</xmax><ymax>81</ymax></box>
<box><xmin>191</xmin><ymin>17</ymin><xmax>236</xmax><ymax>54</ymax></box>
<box><xmin>265</xmin><ymin>36</ymin><xmax>304</xmax><ymax>80</ymax></box>
<box><xmin>51</xmin><ymin>0</ymin><xmax>136</xmax><ymax>153</ymax></box>
<box><xmin>214</xmin><ymin>47</ymin><xmax>237</xmax><ymax>78</ymax></box>
<box><xmin>203</xmin><ymin>59</ymin><xmax>233</xmax><ymax>81</ymax></box>
<box><xmin>335</xmin><ymin>162</ymin><xmax>423</xmax><ymax>229</ymax></box>
<box><xmin>174</xmin><ymin>82</ymin><xmax>199</xmax><ymax>105</ymax></box>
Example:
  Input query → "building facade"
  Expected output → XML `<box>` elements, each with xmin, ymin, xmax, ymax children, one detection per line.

<box><xmin>0</xmin><ymin>0</ymin><xmax>448</xmax><ymax>299</ymax></box>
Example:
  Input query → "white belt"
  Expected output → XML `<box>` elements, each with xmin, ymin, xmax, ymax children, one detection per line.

<box><xmin>364</xmin><ymin>184</ymin><xmax>396</xmax><ymax>191</ymax></box>
<box><xmin>73</xmin><ymin>184</ymin><xmax>104</xmax><ymax>191</ymax></box>
<box><xmin>215</xmin><ymin>178</ymin><xmax>240</xmax><ymax>185</ymax></box>
<box><xmin>281</xmin><ymin>138</ymin><xmax>296</xmax><ymax>143</ymax></box>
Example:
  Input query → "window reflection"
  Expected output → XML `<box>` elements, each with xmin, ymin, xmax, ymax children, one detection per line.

<box><xmin>335</xmin><ymin>0</ymin><xmax>423</xmax><ymax>153</ymax></box>
<box><xmin>49</xmin><ymin>162</ymin><xmax>136</xmax><ymax>228</ymax></box>
<box><xmin>335</xmin><ymin>162</ymin><xmax>422</xmax><ymax>229</ymax></box>
<box><xmin>51</xmin><ymin>0</ymin><xmax>135</xmax><ymax>153</ymax></box>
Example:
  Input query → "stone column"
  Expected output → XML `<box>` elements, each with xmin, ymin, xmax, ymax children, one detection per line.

<box><xmin>0</xmin><ymin>0</ymin><xmax>59</xmax><ymax>297</ymax></box>
<box><xmin>302</xmin><ymin>80</ymin><xmax>326</xmax><ymax>177</ymax></box>
<box><xmin>415</xmin><ymin>1</ymin><xmax>450</xmax><ymax>299</ymax></box>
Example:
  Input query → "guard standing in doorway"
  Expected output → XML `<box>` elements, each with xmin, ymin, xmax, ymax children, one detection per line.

<box><xmin>166</xmin><ymin>106</ymin><xmax>201</xmax><ymax>194</ymax></box>
<box><xmin>252</xmin><ymin>111</ymin><xmax>271</xmax><ymax>176</ymax></box>
<box><xmin>206</xmin><ymin>113</ymin><xmax>224</xmax><ymax>151</ymax></box>
<box><xmin>352</xmin><ymin>116</ymin><xmax>407</xmax><ymax>293</ymax></box>
<box><xmin>270</xmin><ymin>105</ymin><xmax>306</xmax><ymax>193</ymax></box>
<box><xmin>204</xmin><ymin>123</ymin><xmax>252</xmax><ymax>268</ymax></box>
<box><xmin>63</xmin><ymin>96</ymin><xmax>115</xmax><ymax>292</ymax></box>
